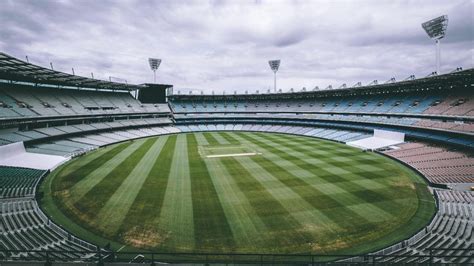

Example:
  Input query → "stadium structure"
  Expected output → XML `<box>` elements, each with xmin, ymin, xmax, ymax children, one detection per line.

<box><xmin>0</xmin><ymin>50</ymin><xmax>472</xmax><ymax>265</ymax></box>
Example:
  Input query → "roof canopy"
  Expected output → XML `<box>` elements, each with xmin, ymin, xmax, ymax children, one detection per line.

<box><xmin>0</xmin><ymin>52</ymin><xmax>142</xmax><ymax>91</ymax></box>
<box><xmin>169</xmin><ymin>68</ymin><xmax>473</xmax><ymax>100</ymax></box>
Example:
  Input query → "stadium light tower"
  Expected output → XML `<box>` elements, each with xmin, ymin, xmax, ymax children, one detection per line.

<box><xmin>422</xmin><ymin>15</ymin><xmax>448</xmax><ymax>74</ymax></box>
<box><xmin>148</xmin><ymin>58</ymin><xmax>162</xmax><ymax>83</ymax></box>
<box><xmin>268</xmin><ymin>60</ymin><xmax>280</xmax><ymax>93</ymax></box>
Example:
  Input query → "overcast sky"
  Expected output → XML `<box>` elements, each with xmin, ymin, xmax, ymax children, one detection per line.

<box><xmin>1</xmin><ymin>0</ymin><xmax>472</xmax><ymax>93</ymax></box>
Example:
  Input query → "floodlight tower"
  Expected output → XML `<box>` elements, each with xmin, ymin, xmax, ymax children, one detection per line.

<box><xmin>148</xmin><ymin>58</ymin><xmax>162</xmax><ymax>83</ymax></box>
<box><xmin>422</xmin><ymin>15</ymin><xmax>448</xmax><ymax>74</ymax></box>
<box><xmin>268</xmin><ymin>60</ymin><xmax>280</xmax><ymax>93</ymax></box>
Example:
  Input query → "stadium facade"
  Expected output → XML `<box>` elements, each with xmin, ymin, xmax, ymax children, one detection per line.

<box><xmin>0</xmin><ymin>52</ymin><xmax>472</xmax><ymax>264</ymax></box>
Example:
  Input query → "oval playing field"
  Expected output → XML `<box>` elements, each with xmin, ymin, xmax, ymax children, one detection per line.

<box><xmin>41</xmin><ymin>132</ymin><xmax>435</xmax><ymax>255</ymax></box>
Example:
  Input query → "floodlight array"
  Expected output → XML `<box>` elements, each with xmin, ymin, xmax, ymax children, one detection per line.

<box><xmin>422</xmin><ymin>15</ymin><xmax>448</xmax><ymax>39</ymax></box>
<box><xmin>148</xmin><ymin>58</ymin><xmax>162</xmax><ymax>71</ymax></box>
<box><xmin>422</xmin><ymin>15</ymin><xmax>448</xmax><ymax>74</ymax></box>
<box><xmin>268</xmin><ymin>60</ymin><xmax>281</xmax><ymax>93</ymax></box>
<box><xmin>268</xmin><ymin>60</ymin><xmax>280</xmax><ymax>72</ymax></box>
<box><xmin>148</xmin><ymin>58</ymin><xmax>162</xmax><ymax>83</ymax></box>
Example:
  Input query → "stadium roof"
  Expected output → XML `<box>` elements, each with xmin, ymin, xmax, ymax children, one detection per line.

<box><xmin>0</xmin><ymin>52</ymin><xmax>142</xmax><ymax>91</ymax></box>
<box><xmin>170</xmin><ymin>68</ymin><xmax>474</xmax><ymax>99</ymax></box>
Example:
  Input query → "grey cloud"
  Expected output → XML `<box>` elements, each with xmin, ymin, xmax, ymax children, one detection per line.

<box><xmin>273</xmin><ymin>29</ymin><xmax>308</xmax><ymax>47</ymax></box>
<box><xmin>0</xmin><ymin>0</ymin><xmax>472</xmax><ymax>93</ymax></box>
<box><xmin>443</xmin><ymin>1</ymin><xmax>473</xmax><ymax>44</ymax></box>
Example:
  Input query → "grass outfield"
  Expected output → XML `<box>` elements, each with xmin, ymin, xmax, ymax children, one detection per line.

<box><xmin>40</xmin><ymin>131</ymin><xmax>435</xmax><ymax>255</ymax></box>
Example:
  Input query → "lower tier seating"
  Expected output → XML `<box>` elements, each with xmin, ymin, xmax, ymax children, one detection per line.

<box><xmin>344</xmin><ymin>190</ymin><xmax>473</xmax><ymax>264</ymax></box>
<box><xmin>176</xmin><ymin>123</ymin><xmax>370</xmax><ymax>143</ymax></box>
<box><xmin>384</xmin><ymin>142</ymin><xmax>474</xmax><ymax>184</ymax></box>
<box><xmin>0</xmin><ymin>198</ymin><xmax>98</xmax><ymax>261</ymax></box>
<box><xmin>175</xmin><ymin>115</ymin><xmax>474</xmax><ymax>150</ymax></box>
<box><xmin>0</xmin><ymin>117</ymin><xmax>172</xmax><ymax>148</ymax></box>
<box><xmin>0</xmin><ymin>167</ymin><xmax>46</xmax><ymax>198</ymax></box>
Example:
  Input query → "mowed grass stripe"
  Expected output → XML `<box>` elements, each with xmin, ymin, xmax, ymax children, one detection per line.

<box><xmin>68</xmin><ymin>141</ymin><xmax>145</xmax><ymax>202</ymax></box>
<box><xmin>195</xmin><ymin>136</ymin><xmax>266</xmax><ymax>250</ymax></box>
<box><xmin>218</xmin><ymin>131</ymin><xmax>240</xmax><ymax>145</ymax></box>
<box><xmin>245</xmin><ymin>136</ymin><xmax>421</xmax><ymax>248</ymax></box>
<box><xmin>220</xmin><ymin>156</ymin><xmax>313</xmax><ymax>248</ymax></box>
<box><xmin>249</xmin><ymin>133</ymin><xmax>417</xmax><ymax>227</ymax></box>
<box><xmin>232</xmin><ymin>156</ymin><xmax>341</xmax><ymax>241</ymax></box>
<box><xmin>187</xmin><ymin>134</ymin><xmax>235</xmax><ymax>250</ymax></box>
<box><xmin>159</xmin><ymin>134</ymin><xmax>195</xmax><ymax>251</ymax></box>
<box><xmin>245</xmin><ymin>133</ymin><xmax>403</xmax><ymax>217</ymax></box>
<box><xmin>54</xmin><ymin>143</ymin><xmax>131</xmax><ymax>191</ymax></box>
<box><xmin>257</xmin><ymin>133</ymin><xmax>413</xmax><ymax>204</ymax></box>
<box><xmin>238</xmin><ymin>133</ymin><xmax>376</xmax><ymax>229</ymax></box>
<box><xmin>262</xmin><ymin>133</ymin><xmax>385</xmax><ymax>167</ymax></box>
<box><xmin>95</xmin><ymin>137</ymin><xmax>168</xmax><ymax>235</ymax></box>
<box><xmin>257</xmin><ymin>133</ymin><xmax>376</xmax><ymax>165</ymax></box>
<box><xmin>193</xmin><ymin>132</ymin><xmax>209</xmax><ymax>145</ymax></box>
<box><xmin>250</xmin><ymin>133</ymin><xmax>384</xmax><ymax>185</ymax></box>
<box><xmin>115</xmin><ymin>135</ymin><xmax>177</xmax><ymax>247</ymax></box>
<box><xmin>264</xmin><ymin>132</ymin><xmax>361</xmax><ymax>156</ymax></box>
<box><xmin>209</xmin><ymin>131</ymin><xmax>230</xmax><ymax>145</ymax></box>
<box><xmin>45</xmin><ymin>132</ymin><xmax>435</xmax><ymax>255</ymax></box>
<box><xmin>250</xmin><ymin>133</ymin><xmax>406</xmax><ymax>223</ymax></box>
<box><xmin>221</xmin><ymin>133</ymin><xmax>342</xmax><ymax>237</ymax></box>
<box><xmin>202</xmin><ymin>132</ymin><xmax>219</xmax><ymax>145</ymax></box>
<box><xmin>257</xmin><ymin>133</ymin><xmax>433</xmax><ymax>249</ymax></box>
<box><xmin>73</xmin><ymin>138</ymin><xmax>156</xmax><ymax>222</ymax></box>
<box><xmin>256</xmin><ymin>131</ymin><xmax>348</xmax><ymax>149</ymax></box>
<box><xmin>248</xmin><ymin>133</ymin><xmax>389</xmax><ymax>189</ymax></box>
<box><xmin>227</xmin><ymin>132</ymin><xmax>314</xmax><ymax>180</ymax></box>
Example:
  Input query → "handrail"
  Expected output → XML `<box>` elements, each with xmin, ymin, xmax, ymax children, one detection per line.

<box><xmin>0</xmin><ymin>248</ymin><xmax>471</xmax><ymax>264</ymax></box>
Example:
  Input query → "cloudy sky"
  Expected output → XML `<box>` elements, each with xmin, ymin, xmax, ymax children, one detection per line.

<box><xmin>1</xmin><ymin>0</ymin><xmax>472</xmax><ymax>94</ymax></box>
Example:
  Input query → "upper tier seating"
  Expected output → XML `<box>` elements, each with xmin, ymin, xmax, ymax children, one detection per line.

<box><xmin>175</xmin><ymin>112</ymin><xmax>474</xmax><ymax>134</ymax></box>
<box><xmin>170</xmin><ymin>88</ymin><xmax>474</xmax><ymax>140</ymax></box>
<box><xmin>424</xmin><ymin>92</ymin><xmax>474</xmax><ymax>116</ymax></box>
<box><xmin>0</xmin><ymin>85</ymin><xmax>170</xmax><ymax>119</ymax></box>
<box><xmin>170</xmin><ymin>90</ymin><xmax>474</xmax><ymax>117</ymax></box>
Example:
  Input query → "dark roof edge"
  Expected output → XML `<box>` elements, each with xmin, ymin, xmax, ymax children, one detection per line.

<box><xmin>0</xmin><ymin>52</ymin><xmax>143</xmax><ymax>91</ymax></box>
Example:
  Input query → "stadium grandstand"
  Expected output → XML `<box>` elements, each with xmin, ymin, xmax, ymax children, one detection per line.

<box><xmin>0</xmin><ymin>50</ymin><xmax>472</xmax><ymax>264</ymax></box>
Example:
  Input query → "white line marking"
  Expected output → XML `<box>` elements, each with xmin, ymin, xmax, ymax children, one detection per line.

<box><xmin>206</xmin><ymin>152</ymin><xmax>262</xmax><ymax>158</ymax></box>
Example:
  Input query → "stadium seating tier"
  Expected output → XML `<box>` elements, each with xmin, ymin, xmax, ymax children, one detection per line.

<box><xmin>0</xmin><ymin>61</ymin><xmax>472</xmax><ymax>263</ymax></box>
